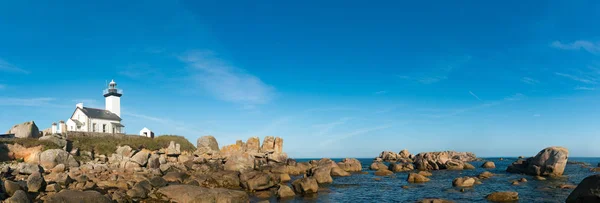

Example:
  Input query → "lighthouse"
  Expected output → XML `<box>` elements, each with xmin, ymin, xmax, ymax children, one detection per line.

<box><xmin>104</xmin><ymin>80</ymin><xmax>122</xmax><ymax>117</ymax></box>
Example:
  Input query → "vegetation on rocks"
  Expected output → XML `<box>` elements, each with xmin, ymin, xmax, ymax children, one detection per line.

<box><xmin>0</xmin><ymin>138</ymin><xmax>61</xmax><ymax>151</ymax></box>
<box><xmin>69</xmin><ymin>134</ymin><xmax>196</xmax><ymax>155</ymax></box>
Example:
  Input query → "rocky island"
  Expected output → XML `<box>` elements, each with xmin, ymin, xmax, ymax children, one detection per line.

<box><xmin>1</xmin><ymin>121</ymin><xmax>599</xmax><ymax>202</ymax></box>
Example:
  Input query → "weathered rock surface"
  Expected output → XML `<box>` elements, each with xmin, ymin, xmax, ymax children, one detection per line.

<box><xmin>246</xmin><ymin>137</ymin><xmax>260</xmax><ymax>152</ymax></box>
<box><xmin>27</xmin><ymin>171</ymin><xmax>45</xmax><ymax>192</ymax></box>
<box><xmin>39</xmin><ymin>149</ymin><xmax>79</xmax><ymax>170</ymax></box>
<box><xmin>407</xmin><ymin>173</ymin><xmax>430</xmax><ymax>183</ymax></box>
<box><xmin>261</xmin><ymin>136</ymin><xmax>276</xmax><ymax>152</ymax></box>
<box><xmin>157</xmin><ymin>185</ymin><xmax>249</xmax><ymax>203</ymax></box>
<box><xmin>478</xmin><ymin>171</ymin><xmax>494</xmax><ymax>179</ymax></box>
<box><xmin>418</xmin><ymin>199</ymin><xmax>454</xmax><ymax>203</ymax></box>
<box><xmin>239</xmin><ymin>171</ymin><xmax>277</xmax><ymax>191</ymax></box>
<box><xmin>482</xmin><ymin>161</ymin><xmax>496</xmax><ymax>168</ymax></box>
<box><xmin>292</xmin><ymin>177</ymin><xmax>318</xmax><ymax>194</ymax></box>
<box><xmin>507</xmin><ymin>146</ymin><xmax>569</xmax><ymax>177</ymax></box>
<box><xmin>278</xmin><ymin>184</ymin><xmax>296</xmax><ymax>199</ymax></box>
<box><xmin>196</xmin><ymin>135</ymin><xmax>220</xmax><ymax>155</ymax></box>
<box><xmin>6</xmin><ymin>121</ymin><xmax>40</xmax><ymax>138</ymax></box>
<box><xmin>46</xmin><ymin>189</ymin><xmax>112</xmax><ymax>203</ymax></box>
<box><xmin>413</xmin><ymin>151</ymin><xmax>476</xmax><ymax>171</ymax></box>
<box><xmin>566</xmin><ymin>174</ymin><xmax>600</xmax><ymax>203</ymax></box>
<box><xmin>452</xmin><ymin>176</ymin><xmax>477</xmax><ymax>187</ymax></box>
<box><xmin>370</xmin><ymin>161</ymin><xmax>387</xmax><ymax>170</ymax></box>
<box><xmin>6</xmin><ymin>144</ymin><xmax>42</xmax><ymax>163</ymax></box>
<box><xmin>374</xmin><ymin>169</ymin><xmax>394</xmax><ymax>176</ymax></box>
<box><xmin>5</xmin><ymin>190</ymin><xmax>29</xmax><ymax>203</ymax></box>
<box><xmin>224</xmin><ymin>152</ymin><xmax>255</xmax><ymax>172</ymax></box>
<box><xmin>389</xmin><ymin>162</ymin><xmax>414</xmax><ymax>172</ymax></box>
<box><xmin>337</xmin><ymin>158</ymin><xmax>362</xmax><ymax>172</ymax></box>
<box><xmin>486</xmin><ymin>191</ymin><xmax>519</xmax><ymax>202</ymax></box>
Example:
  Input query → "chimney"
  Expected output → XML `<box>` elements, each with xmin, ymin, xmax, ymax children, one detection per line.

<box><xmin>76</xmin><ymin>103</ymin><xmax>83</xmax><ymax>108</ymax></box>
<box><xmin>59</xmin><ymin>120</ymin><xmax>66</xmax><ymax>133</ymax></box>
<box><xmin>51</xmin><ymin>123</ymin><xmax>57</xmax><ymax>134</ymax></box>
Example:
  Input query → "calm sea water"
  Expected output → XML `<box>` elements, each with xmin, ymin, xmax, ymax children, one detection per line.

<box><xmin>250</xmin><ymin>157</ymin><xmax>600</xmax><ymax>203</ymax></box>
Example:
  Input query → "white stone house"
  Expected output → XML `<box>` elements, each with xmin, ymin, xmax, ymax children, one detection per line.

<box><xmin>66</xmin><ymin>80</ymin><xmax>124</xmax><ymax>133</ymax></box>
<box><xmin>139</xmin><ymin>127</ymin><xmax>154</xmax><ymax>138</ymax></box>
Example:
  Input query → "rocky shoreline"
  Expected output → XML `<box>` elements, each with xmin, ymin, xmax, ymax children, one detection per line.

<box><xmin>1</xmin><ymin>121</ymin><xmax>599</xmax><ymax>202</ymax></box>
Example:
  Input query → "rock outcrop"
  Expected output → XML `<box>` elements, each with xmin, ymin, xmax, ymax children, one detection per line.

<box><xmin>39</xmin><ymin>149</ymin><xmax>79</xmax><ymax>170</ymax></box>
<box><xmin>407</xmin><ymin>173</ymin><xmax>430</xmax><ymax>183</ymax></box>
<box><xmin>413</xmin><ymin>151</ymin><xmax>476</xmax><ymax>171</ymax></box>
<box><xmin>506</xmin><ymin>146</ymin><xmax>569</xmax><ymax>177</ymax></box>
<box><xmin>292</xmin><ymin>177</ymin><xmax>319</xmax><ymax>194</ymax></box>
<box><xmin>6</xmin><ymin>121</ymin><xmax>40</xmax><ymax>138</ymax></box>
<box><xmin>157</xmin><ymin>185</ymin><xmax>249</xmax><ymax>203</ymax></box>
<box><xmin>486</xmin><ymin>191</ymin><xmax>519</xmax><ymax>202</ymax></box>
<box><xmin>195</xmin><ymin>135</ymin><xmax>220</xmax><ymax>155</ymax></box>
<box><xmin>482</xmin><ymin>161</ymin><xmax>496</xmax><ymax>169</ymax></box>
<box><xmin>566</xmin><ymin>174</ymin><xmax>600</xmax><ymax>203</ymax></box>
<box><xmin>46</xmin><ymin>190</ymin><xmax>113</xmax><ymax>203</ymax></box>
<box><xmin>337</xmin><ymin>158</ymin><xmax>362</xmax><ymax>172</ymax></box>
<box><xmin>452</xmin><ymin>176</ymin><xmax>477</xmax><ymax>187</ymax></box>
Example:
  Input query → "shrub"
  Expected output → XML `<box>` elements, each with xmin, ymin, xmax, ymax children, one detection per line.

<box><xmin>0</xmin><ymin>138</ymin><xmax>61</xmax><ymax>151</ymax></box>
<box><xmin>68</xmin><ymin>134</ymin><xmax>196</xmax><ymax>156</ymax></box>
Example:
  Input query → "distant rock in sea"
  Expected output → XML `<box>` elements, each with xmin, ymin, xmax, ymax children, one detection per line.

<box><xmin>506</xmin><ymin>146</ymin><xmax>569</xmax><ymax>177</ymax></box>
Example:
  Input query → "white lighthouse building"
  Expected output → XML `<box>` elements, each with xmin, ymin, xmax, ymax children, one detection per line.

<box><xmin>66</xmin><ymin>80</ymin><xmax>124</xmax><ymax>133</ymax></box>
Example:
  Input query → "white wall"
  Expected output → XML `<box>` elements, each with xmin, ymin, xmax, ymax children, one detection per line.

<box><xmin>67</xmin><ymin>108</ymin><xmax>90</xmax><ymax>132</ymax></box>
<box><xmin>140</xmin><ymin>128</ymin><xmax>153</xmax><ymax>137</ymax></box>
<box><xmin>89</xmin><ymin>118</ymin><xmax>123</xmax><ymax>134</ymax></box>
<box><xmin>105</xmin><ymin>96</ymin><xmax>121</xmax><ymax>117</ymax></box>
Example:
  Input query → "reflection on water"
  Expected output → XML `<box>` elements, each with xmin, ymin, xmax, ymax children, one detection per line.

<box><xmin>250</xmin><ymin>157</ymin><xmax>600</xmax><ymax>203</ymax></box>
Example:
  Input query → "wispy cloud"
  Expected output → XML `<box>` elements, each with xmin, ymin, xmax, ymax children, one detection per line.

<box><xmin>0</xmin><ymin>98</ymin><xmax>56</xmax><ymax>106</ymax></box>
<box><xmin>124</xmin><ymin>111</ymin><xmax>202</xmax><ymax>135</ymax></box>
<box><xmin>418</xmin><ymin>76</ymin><xmax>448</xmax><ymax>84</ymax></box>
<box><xmin>575</xmin><ymin>86</ymin><xmax>595</xmax><ymax>91</ymax></box>
<box><xmin>422</xmin><ymin>93</ymin><xmax>525</xmax><ymax>118</ymax></box>
<box><xmin>0</xmin><ymin>59</ymin><xmax>29</xmax><ymax>74</ymax></box>
<box><xmin>469</xmin><ymin>91</ymin><xmax>482</xmax><ymax>101</ymax></box>
<box><xmin>397</xmin><ymin>55</ymin><xmax>471</xmax><ymax>84</ymax></box>
<box><xmin>374</xmin><ymin>90</ymin><xmax>388</xmax><ymax>95</ymax></box>
<box><xmin>521</xmin><ymin>77</ymin><xmax>540</xmax><ymax>85</ymax></box>
<box><xmin>0</xmin><ymin>84</ymin><xmax>5</xmax><ymax>89</ymax></box>
<box><xmin>551</xmin><ymin>40</ymin><xmax>600</xmax><ymax>55</ymax></box>
<box><xmin>504</xmin><ymin>93</ymin><xmax>526</xmax><ymax>101</ymax></box>
<box><xmin>72</xmin><ymin>99</ymin><xmax>100</xmax><ymax>108</ymax></box>
<box><xmin>180</xmin><ymin>50</ymin><xmax>275</xmax><ymax>105</ymax></box>
<box><xmin>555</xmin><ymin>72</ymin><xmax>597</xmax><ymax>84</ymax></box>
<box><xmin>533</xmin><ymin>114</ymin><xmax>541</xmax><ymax>117</ymax></box>
<box><xmin>118</xmin><ymin>63</ymin><xmax>162</xmax><ymax>80</ymax></box>
<box><xmin>320</xmin><ymin>124</ymin><xmax>393</xmax><ymax>146</ymax></box>
<box><xmin>313</xmin><ymin>117</ymin><xmax>354</xmax><ymax>136</ymax></box>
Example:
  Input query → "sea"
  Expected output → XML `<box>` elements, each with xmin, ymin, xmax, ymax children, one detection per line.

<box><xmin>250</xmin><ymin>157</ymin><xmax>600</xmax><ymax>203</ymax></box>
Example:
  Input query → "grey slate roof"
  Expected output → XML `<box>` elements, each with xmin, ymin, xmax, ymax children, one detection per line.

<box><xmin>80</xmin><ymin>107</ymin><xmax>122</xmax><ymax>121</ymax></box>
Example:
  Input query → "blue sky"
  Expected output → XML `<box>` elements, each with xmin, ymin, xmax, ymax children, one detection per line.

<box><xmin>1</xmin><ymin>0</ymin><xmax>600</xmax><ymax>158</ymax></box>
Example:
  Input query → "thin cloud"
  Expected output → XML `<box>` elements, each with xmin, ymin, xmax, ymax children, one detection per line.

<box><xmin>418</xmin><ymin>76</ymin><xmax>448</xmax><ymax>84</ymax></box>
<box><xmin>521</xmin><ymin>77</ymin><xmax>539</xmax><ymax>85</ymax></box>
<box><xmin>72</xmin><ymin>99</ymin><xmax>100</xmax><ymax>108</ymax></box>
<box><xmin>397</xmin><ymin>55</ymin><xmax>471</xmax><ymax>84</ymax></box>
<box><xmin>533</xmin><ymin>114</ymin><xmax>541</xmax><ymax>117</ymax></box>
<box><xmin>575</xmin><ymin>86</ymin><xmax>595</xmax><ymax>91</ymax></box>
<box><xmin>551</xmin><ymin>40</ymin><xmax>600</xmax><ymax>55</ymax></box>
<box><xmin>320</xmin><ymin>124</ymin><xmax>393</xmax><ymax>146</ymax></box>
<box><xmin>124</xmin><ymin>111</ymin><xmax>201</xmax><ymax>135</ymax></box>
<box><xmin>0</xmin><ymin>84</ymin><xmax>5</xmax><ymax>89</ymax></box>
<box><xmin>180</xmin><ymin>50</ymin><xmax>275</xmax><ymax>105</ymax></box>
<box><xmin>555</xmin><ymin>72</ymin><xmax>597</xmax><ymax>84</ymax></box>
<box><xmin>313</xmin><ymin>117</ymin><xmax>354</xmax><ymax>136</ymax></box>
<box><xmin>423</xmin><ymin>93</ymin><xmax>525</xmax><ymax>118</ymax></box>
<box><xmin>0</xmin><ymin>98</ymin><xmax>56</xmax><ymax>106</ymax></box>
<box><xmin>374</xmin><ymin>90</ymin><xmax>388</xmax><ymax>95</ymax></box>
<box><xmin>469</xmin><ymin>91</ymin><xmax>482</xmax><ymax>101</ymax></box>
<box><xmin>0</xmin><ymin>59</ymin><xmax>29</xmax><ymax>74</ymax></box>
<box><xmin>118</xmin><ymin>63</ymin><xmax>162</xmax><ymax>80</ymax></box>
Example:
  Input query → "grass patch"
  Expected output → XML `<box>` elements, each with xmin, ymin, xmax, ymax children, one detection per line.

<box><xmin>68</xmin><ymin>134</ymin><xmax>196</xmax><ymax>156</ymax></box>
<box><xmin>0</xmin><ymin>138</ymin><xmax>61</xmax><ymax>151</ymax></box>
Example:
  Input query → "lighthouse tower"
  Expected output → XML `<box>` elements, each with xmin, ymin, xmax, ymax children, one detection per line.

<box><xmin>104</xmin><ymin>80</ymin><xmax>122</xmax><ymax>117</ymax></box>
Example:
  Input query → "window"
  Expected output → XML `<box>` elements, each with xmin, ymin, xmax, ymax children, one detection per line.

<box><xmin>71</xmin><ymin>126</ymin><xmax>73</xmax><ymax>130</ymax></box>
<box><xmin>102</xmin><ymin>124</ymin><xmax>106</xmax><ymax>133</ymax></box>
<box><xmin>92</xmin><ymin>123</ymin><xmax>96</xmax><ymax>132</ymax></box>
